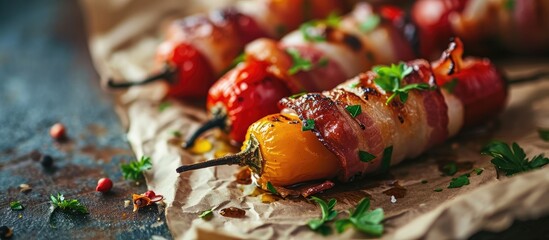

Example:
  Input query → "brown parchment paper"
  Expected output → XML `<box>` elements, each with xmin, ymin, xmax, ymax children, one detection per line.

<box><xmin>80</xmin><ymin>1</ymin><xmax>549</xmax><ymax>239</ymax></box>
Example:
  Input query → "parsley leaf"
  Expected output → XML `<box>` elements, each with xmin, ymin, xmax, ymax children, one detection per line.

<box><xmin>308</xmin><ymin>196</ymin><xmax>338</xmax><ymax>235</ymax></box>
<box><xmin>50</xmin><ymin>193</ymin><xmax>88</xmax><ymax>214</ymax></box>
<box><xmin>360</xmin><ymin>14</ymin><xmax>381</xmax><ymax>33</ymax></box>
<box><xmin>199</xmin><ymin>209</ymin><xmax>213</xmax><ymax>220</ymax></box>
<box><xmin>10</xmin><ymin>201</ymin><xmax>24</xmax><ymax>211</ymax></box>
<box><xmin>345</xmin><ymin>105</ymin><xmax>362</xmax><ymax>118</ymax></box>
<box><xmin>171</xmin><ymin>130</ymin><xmax>182</xmax><ymax>138</ymax></box>
<box><xmin>266</xmin><ymin>182</ymin><xmax>278</xmax><ymax>195</ymax></box>
<box><xmin>158</xmin><ymin>102</ymin><xmax>171</xmax><ymax>112</ymax></box>
<box><xmin>302</xmin><ymin>119</ymin><xmax>315</xmax><ymax>131</ymax></box>
<box><xmin>539</xmin><ymin>129</ymin><xmax>549</xmax><ymax>142</ymax></box>
<box><xmin>289</xmin><ymin>92</ymin><xmax>307</xmax><ymax>99</ymax></box>
<box><xmin>299</xmin><ymin>12</ymin><xmax>341</xmax><ymax>43</ymax></box>
<box><xmin>482</xmin><ymin>141</ymin><xmax>549</xmax><ymax>176</ymax></box>
<box><xmin>373</xmin><ymin>63</ymin><xmax>433</xmax><ymax>105</ymax></box>
<box><xmin>448</xmin><ymin>174</ymin><xmax>470</xmax><ymax>188</ymax></box>
<box><xmin>121</xmin><ymin>156</ymin><xmax>153</xmax><ymax>181</ymax></box>
<box><xmin>473</xmin><ymin>168</ymin><xmax>484</xmax><ymax>175</ymax></box>
<box><xmin>358</xmin><ymin>150</ymin><xmax>376</xmax><ymax>163</ymax></box>
<box><xmin>335</xmin><ymin>197</ymin><xmax>384</xmax><ymax>237</ymax></box>
<box><xmin>287</xmin><ymin>49</ymin><xmax>313</xmax><ymax>75</ymax></box>
<box><xmin>442</xmin><ymin>162</ymin><xmax>458</xmax><ymax>176</ymax></box>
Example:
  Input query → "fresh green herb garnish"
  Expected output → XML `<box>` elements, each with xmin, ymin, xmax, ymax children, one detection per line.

<box><xmin>266</xmin><ymin>182</ymin><xmax>278</xmax><ymax>195</ymax></box>
<box><xmin>345</xmin><ymin>105</ymin><xmax>362</xmax><ymax>118</ymax></box>
<box><xmin>373</xmin><ymin>63</ymin><xmax>433</xmax><ymax>105</ymax></box>
<box><xmin>10</xmin><ymin>201</ymin><xmax>24</xmax><ymax>211</ymax></box>
<box><xmin>379</xmin><ymin>146</ymin><xmax>393</xmax><ymax>173</ymax></box>
<box><xmin>448</xmin><ymin>174</ymin><xmax>470</xmax><ymax>188</ymax></box>
<box><xmin>302</xmin><ymin>119</ymin><xmax>315</xmax><ymax>131</ymax></box>
<box><xmin>358</xmin><ymin>150</ymin><xmax>376</xmax><ymax>163</ymax></box>
<box><xmin>300</xmin><ymin>22</ymin><xmax>326</xmax><ymax>42</ymax></box>
<box><xmin>199</xmin><ymin>209</ymin><xmax>213</xmax><ymax>220</ymax></box>
<box><xmin>121</xmin><ymin>156</ymin><xmax>153</xmax><ymax>181</ymax></box>
<box><xmin>473</xmin><ymin>168</ymin><xmax>484</xmax><ymax>175</ymax></box>
<box><xmin>349</xmin><ymin>81</ymin><xmax>361</xmax><ymax>88</ymax></box>
<box><xmin>287</xmin><ymin>49</ymin><xmax>313</xmax><ymax>75</ymax></box>
<box><xmin>171</xmin><ymin>130</ymin><xmax>182</xmax><ymax>138</ymax></box>
<box><xmin>289</xmin><ymin>92</ymin><xmax>307</xmax><ymax>99</ymax></box>
<box><xmin>50</xmin><ymin>193</ymin><xmax>88</xmax><ymax>214</ymax></box>
<box><xmin>360</xmin><ymin>14</ymin><xmax>380</xmax><ymax>33</ymax></box>
<box><xmin>442</xmin><ymin>78</ymin><xmax>459</xmax><ymax>93</ymax></box>
<box><xmin>442</xmin><ymin>162</ymin><xmax>458</xmax><ymax>176</ymax></box>
<box><xmin>308</xmin><ymin>196</ymin><xmax>338</xmax><ymax>236</ymax></box>
<box><xmin>317</xmin><ymin>57</ymin><xmax>329</xmax><ymax>68</ymax></box>
<box><xmin>434</xmin><ymin>188</ymin><xmax>443</xmax><ymax>192</ymax></box>
<box><xmin>335</xmin><ymin>197</ymin><xmax>384</xmax><ymax>237</ymax></box>
<box><xmin>539</xmin><ymin>129</ymin><xmax>549</xmax><ymax>142</ymax></box>
<box><xmin>482</xmin><ymin>141</ymin><xmax>549</xmax><ymax>176</ymax></box>
<box><xmin>158</xmin><ymin>102</ymin><xmax>171</xmax><ymax>112</ymax></box>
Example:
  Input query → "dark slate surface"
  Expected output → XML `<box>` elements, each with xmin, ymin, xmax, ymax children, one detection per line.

<box><xmin>0</xmin><ymin>0</ymin><xmax>171</xmax><ymax>239</ymax></box>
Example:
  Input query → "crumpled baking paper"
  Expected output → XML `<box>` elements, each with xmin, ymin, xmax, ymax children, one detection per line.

<box><xmin>80</xmin><ymin>0</ymin><xmax>549</xmax><ymax>239</ymax></box>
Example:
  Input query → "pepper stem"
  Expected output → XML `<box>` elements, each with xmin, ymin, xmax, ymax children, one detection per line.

<box><xmin>508</xmin><ymin>70</ymin><xmax>549</xmax><ymax>85</ymax></box>
<box><xmin>176</xmin><ymin>134</ymin><xmax>263</xmax><ymax>174</ymax></box>
<box><xmin>183</xmin><ymin>114</ymin><xmax>226</xmax><ymax>149</ymax></box>
<box><xmin>107</xmin><ymin>66</ymin><xmax>176</xmax><ymax>89</ymax></box>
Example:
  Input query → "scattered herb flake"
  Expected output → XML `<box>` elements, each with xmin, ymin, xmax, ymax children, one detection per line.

<box><xmin>360</xmin><ymin>14</ymin><xmax>380</xmax><ymax>33</ymax></box>
<box><xmin>482</xmin><ymin>141</ymin><xmax>549</xmax><ymax>176</ymax></box>
<box><xmin>300</xmin><ymin>21</ymin><xmax>326</xmax><ymax>42</ymax></box>
<box><xmin>10</xmin><ymin>201</ymin><xmax>24</xmax><ymax>211</ymax></box>
<box><xmin>434</xmin><ymin>188</ymin><xmax>443</xmax><ymax>192</ymax></box>
<box><xmin>358</xmin><ymin>150</ymin><xmax>376</xmax><ymax>163</ymax></box>
<box><xmin>448</xmin><ymin>175</ymin><xmax>470</xmax><ymax>188</ymax></box>
<box><xmin>442</xmin><ymin>78</ymin><xmax>459</xmax><ymax>93</ymax></box>
<box><xmin>121</xmin><ymin>156</ymin><xmax>153</xmax><ymax>181</ymax></box>
<box><xmin>373</xmin><ymin>63</ymin><xmax>433</xmax><ymax>105</ymax></box>
<box><xmin>349</xmin><ymin>81</ymin><xmax>361</xmax><ymax>88</ymax></box>
<box><xmin>171</xmin><ymin>130</ymin><xmax>182</xmax><ymax>138</ymax></box>
<box><xmin>266</xmin><ymin>182</ymin><xmax>278</xmax><ymax>195</ymax></box>
<box><xmin>308</xmin><ymin>196</ymin><xmax>337</xmax><ymax>235</ymax></box>
<box><xmin>324</xmin><ymin>12</ymin><xmax>342</xmax><ymax>27</ymax></box>
<box><xmin>199</xmin><ymin>209</ymin><xmax>213</xmax><ymax>220</ymax></box>
<box><xmin>334</xmin><ymin>197</ymin><xmax>384</xmax><ymax>237</ymax></box>
<box><xmin>158</xmin><ymin>102</ymin><xmax>171</xmax><ymax>112</ymax></box>
<box><xmin>378</xmin><ymin>146</ymin><xmax>393</xmax><ymax>173</ymax></box>
<box><xmin>289</xmin><ymin>92</ymin><xmax>307</xmax><ymax>99</ymax></box>
<box><xmin>539</xmin><ymin>129</ymin><xmax>549</xmax><ymax>142</ymax></box>
<box><xmin>473</xmin><ymin>168</ymin><xmax>484</xmax><ymax>175</ymax></box>
<box><xmin>442</xmin><ymin>162</ymin><xmax>458</xmax><ymax>176</ymax></box>
<box><xmin>317</xmin><ymin>57</ymin><xmax>329</xmax><ymax>68</ymax></box>
<box><xmin>287</xmin><ymin>49</ymin><xmax>314</xmax><ymax>75</ymax></box>
<box><xmin>50</xmin><ymin>193</ymin><xmax>88</xmax><ymax>214</ymax></box>
<box><xmin>302</xmin><ymin>119</ymin><xmax>315</xmax><ymax>131</ymax></box>
<box><xmin>345</xmin><ymin>105</ymin><xmax>362</xmax><ymax>118</ymax></box>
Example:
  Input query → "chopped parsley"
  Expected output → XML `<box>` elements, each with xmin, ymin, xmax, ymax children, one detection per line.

<box><xmin>373</xmin><ymin>63</ymin><xmax>433</xmax><ymax>105</ymax></box>
<box><xmin>358</xmin><ymin>150</ymin><xmax>376</xmax><ymax>163</ymax></box>
<box><xmin>539</xmin><ymin>129</ymin><xmax>549</xmax><ymax>142</ymax></box>
<box><xmin>158</xmin><ymin>102</ymin><xmax>171</xmax><ymax>112</ymax></box>
<box><xmin>335</xmin><ymin>197</ymin><xmax>384</xmax><ymax>237</ymax></box>
<box><xmin>308</xmin><ymin>196</ymin><xmax>338</xmax><ymax>236</ymax></box>
<box><xmin>345</xmin><ymin>105</ymin><xmax>362</xmax><ymax>118</ymax></box>
<box><xmin>482</xmin><ymin>140</ymin><xmax>549</xmax><ymax>176</ymax></box>
<box><xmin>199</xmin><ymin>209</ymin><xmax>213</xmax><ymax>220</ymax></box>
<box><xmin>360</xmin><ymin>14</ymin><xmax>381</xmax><ymax>33</ymax></box>
<box><xmin>317</xmin><ymin>57</ymin><xmax>329</xmax><ymax>68</ymax></box>
<box><xmin>121</xmin><ymin>156</ymin><xmax>153</xmax><ymax>181</ymax></box>
<box><xmin>266</xmin><ymin>182</ymin><xmax>278</xmax><ymax>195</ymax></box>
<box><xmin>442</xmin><ymin>162</ymin><xmax>458</xmax><ymax>176</ymax></box>
<box><xmin>442</xmin><ymin>78</ymin><xmax>459</xmax><ymax>93</ymax></box>
<box><xmin>379</xmin><ymin>146</ymin><xmax>393</xmax><ymax>173</ymax></box>
<box><xmin>448</xmin><ymin>174</ymin><xmax>470</xmax><ymax>188</ymax></box>
<box><xmin>302</xmin><ymin>119</ymin><xmax>315</xmax><ymax>131</ymax></box>
<box><xmin>299</xmin><ymin>12</ymin><xmax>341</xmax><ymax>42</ymax></box>
<box><xmin>287</xmin><ymin>49</ymin><xmax>313</xmax><ymax>75</ymax></box>
<box><xmin>289</xmin><ymin>92</ymin><xmax>307</xmax><ymax>99</ymax></box>
<box><xmin>50</xmin><ymin>193</ymin><xmax>88</xmax><ymax>214</ymax></box>
<box><xmin>473</xmin><ymin>168</ymin><xmax>484</xmax><ymax>175</ymax></box>
<box><xmin>434</xmin><ymin>188</ymin><xmax>443</xmax><ymax>192</ymax></box>
<box><xmin>10</xmin><ymin>201</ymin><xmax>24</xmax><ymax>211</ymax></box>
<box><xmin>171</xmin><ymin>130</ymin><xmax>182</xmax><ymax>138</ymax></box>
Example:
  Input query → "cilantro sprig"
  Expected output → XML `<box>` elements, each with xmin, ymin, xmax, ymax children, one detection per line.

<box><xmin>287</xmin><ymin>49</ymin><xmax>313</xmax><ymax>75</ymax></box>
<box><xmin>373</xmin><ymin>63</ymin><xmax>433</xmax><ymax>105</ymax></box>
<box><xmin>50</xmin><ymin>193</ymin><xmax>88</xmax><ymax>214</ymax></box>
<box><xmin>10</xmin><ymin>201</ymin><xmax>24</xmax><ymax>211</ymax></box>
<box><xmin>482</xmin><ymin>141</ymin><xmax>548</xmax><ymax>176</ymax></box>
<box><xmin>334</xmin><ymin>197</ymin><xmax>384</xmax><ymax>237</ymax></box>
<box><xmin>308</xmin><ymin>197</ymin><xmax>338</xmax><ymax>235</ymax></box>
<box><xmin>121</xmin><ymin>156</ymin><xmax>153</xmax><ymax>181</ymax></box>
